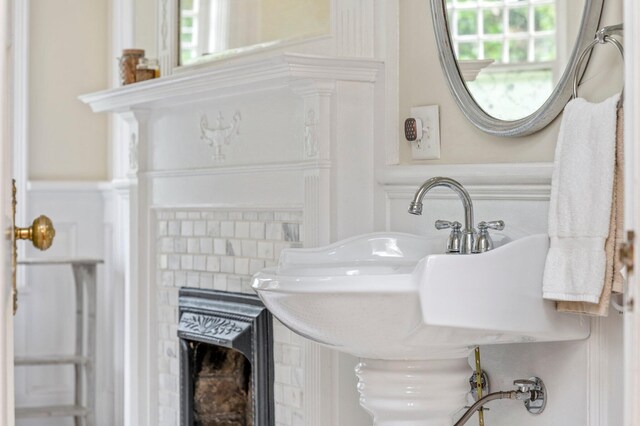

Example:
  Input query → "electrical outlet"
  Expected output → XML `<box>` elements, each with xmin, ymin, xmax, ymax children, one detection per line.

<box><xmin>409</xmin><ymin>105</ymin><xmax>440</xmax><ymax>160</ymax></box>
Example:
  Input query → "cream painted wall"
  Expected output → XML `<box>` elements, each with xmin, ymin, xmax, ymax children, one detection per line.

<box><xmin>260</xmin><ymin>0</ymin><xmax>330</xmax><ymax>41</ymax></box>
<box><xmin>28</xmin><ymin>0</ymin><xmax>109</xmax><ymax>180</ymax></box>
<box><xmin>135</xmin><ymin>0</ymin><xmax>157</xmax><ymax>59</ymax></box>
<box><xmin>399</xmin><ymin>0</ymin><xmax>624</xmax><ymax>164</ymax></box>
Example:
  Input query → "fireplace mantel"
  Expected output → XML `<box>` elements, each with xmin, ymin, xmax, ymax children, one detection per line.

<box><xmin>80</xmin><ymin>49</ymin><xmax>387</xmax><ymax>426</ymax></box>
<box><xmin>80</xmin><ymin>54</ymin><xmax>382</xmax><ymax>114</ymax></box>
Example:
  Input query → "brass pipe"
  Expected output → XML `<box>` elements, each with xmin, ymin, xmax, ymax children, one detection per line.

<box><xmin>474</xmin><ymin>347</ymin><xmax>485</xmax><ymax>426</ymax></box>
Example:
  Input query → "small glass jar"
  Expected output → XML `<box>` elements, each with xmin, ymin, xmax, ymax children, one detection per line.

<box><xmin>136</xmin><ymin>57</ymin><xmax>155</xmax><ymax>82</ymax></box>
<box><xmin>148</xmin><ymin>59</ymin><xmax>161</xmax><ymax>78</ymax></box>
<box><xmin>118</xmin><ymin>49</ymin><xmax>145</xmax><ymax>85</ymax></box>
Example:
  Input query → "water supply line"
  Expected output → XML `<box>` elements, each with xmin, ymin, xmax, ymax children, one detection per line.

<box><xmin>455</xmin><ymin>391</ymin><xmax>515</xmax><ymax>426</ymax></box>
<box><xmin>454</xmin><ymin>377</ymin><xmax>547</xmax><ymax>426</ymax></box>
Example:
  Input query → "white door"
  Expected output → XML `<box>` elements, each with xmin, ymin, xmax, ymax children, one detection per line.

<box><xmin>0</xmin><ymin>2</ymin><xmax>56</xmax><ymax>424</ymax></box>
<box><xmin>0</xmin><ymin>0</ymin><xmax>15</xmax><ymax>424</ymax></box>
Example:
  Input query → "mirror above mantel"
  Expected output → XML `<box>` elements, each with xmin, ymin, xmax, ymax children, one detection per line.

<box><xmin>178</xmin><ymin>0</ymin><xmax>331</xmax><ymax>66</ymax></box>
<box><xmin>431</xmin><ymin>0</ymin><xmax>604</xmax><ymax>137</ymax></box>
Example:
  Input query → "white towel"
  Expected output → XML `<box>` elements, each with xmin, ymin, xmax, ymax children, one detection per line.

<box><xmin>542</xmin><ymin>94</ymin><xmax>620</xmax><ymax>303</ymax></box>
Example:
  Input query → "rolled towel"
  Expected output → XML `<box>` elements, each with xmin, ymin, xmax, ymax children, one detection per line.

<box><xmin>542</xmin><ymin>94</ymin><xmax>620</xmax><ymax>305</ymax></box>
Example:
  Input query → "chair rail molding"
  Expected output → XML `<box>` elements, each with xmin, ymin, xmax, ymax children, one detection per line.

<box><xmin>377</xmin><ymin>163</ymin><xmax>554</xmax><ymax>201</ymax></box>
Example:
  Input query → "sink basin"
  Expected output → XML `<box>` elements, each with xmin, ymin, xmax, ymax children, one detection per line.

<box><xmin>252</xmin><ymin>232</ymin><xmax>589</xmax><ymax>360</ymax></box>
<box><xmin>252</xmin><ymin>232</ymin><xmax>590</xmax><ymax>425</ymax></box>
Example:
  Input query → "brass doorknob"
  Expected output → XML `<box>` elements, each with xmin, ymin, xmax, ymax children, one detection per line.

<box><xmin>15</xmin><ymin>215</ymin><xmax>56</xmax><ymax>250</ymax></box>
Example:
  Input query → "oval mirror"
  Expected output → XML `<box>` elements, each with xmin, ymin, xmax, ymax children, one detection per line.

<box><xmin>431</xmin><ymin>0</ymin><xmax>604</xmax><ymax>137</ymax></box>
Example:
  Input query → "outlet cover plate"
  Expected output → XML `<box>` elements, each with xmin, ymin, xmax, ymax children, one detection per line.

<box><xmin>410</xmin><ymin>105</ymin><xmax>440</xmax><ymax>160</ymax></box>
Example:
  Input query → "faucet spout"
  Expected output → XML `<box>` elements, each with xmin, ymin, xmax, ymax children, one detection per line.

<box><xmin>408</xmin><ymin>177</ymin><xmax>475</xmax><ymax>253</ymax></box>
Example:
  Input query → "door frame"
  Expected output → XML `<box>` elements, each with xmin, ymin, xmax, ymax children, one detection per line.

<box><xmin>625</xmin><ymin>0</ymin><xmax>640</xmax><ymax>424</ymax></box>
<box><xmin>0</xmin><ymin>0</ymin><xmax>15</xmax><ymax>424</ymax></box>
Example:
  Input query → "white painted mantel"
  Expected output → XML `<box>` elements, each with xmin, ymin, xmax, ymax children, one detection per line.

<box><xmin>82</xmin><ymin>54</ymin><xmax>380</xmax><ymax>113</ymax></box>
<box><xmin>81</xmin><ymin>52</ymin><xmax>384</xmax><ymax>426</ymax></box>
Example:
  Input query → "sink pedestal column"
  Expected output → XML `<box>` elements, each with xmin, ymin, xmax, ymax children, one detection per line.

<box><xmin>355</xmin><ymin>358</ymin><xmax>470</xmax><ymax>425</ymax></box>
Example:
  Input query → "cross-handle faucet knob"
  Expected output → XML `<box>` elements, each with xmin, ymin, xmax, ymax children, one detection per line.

<box><xmin>435</xmin><ymin>220</ymin><xmax>462</xmax><ymax>253</ymax></box>
<box><xmin>478</xmin><ymin>220</ymin><xmax>505</xmax><ymax>231</ymax></box>
<box><xmin>435</xmin><ymin>220</ymin><xmax>462</xmax><ymax>230</ymax></box>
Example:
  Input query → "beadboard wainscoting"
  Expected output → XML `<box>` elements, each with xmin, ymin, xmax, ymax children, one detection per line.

<box><xmin>377</xmin><ymin>164</ymin><xmax>624</xmax><ymax>426</ymax></box>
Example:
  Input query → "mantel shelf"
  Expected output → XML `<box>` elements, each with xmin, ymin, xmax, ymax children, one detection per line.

<box><xmin>79</xmin><ymin>53</ymin><xmax>382</xmax><ymax>114</ymax></box>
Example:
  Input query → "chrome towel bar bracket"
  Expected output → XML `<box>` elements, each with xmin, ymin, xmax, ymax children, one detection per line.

<box><xmin>573</xmin><ymin>24</ymin><xmax>624</xmax><ymax>106</ymax></box>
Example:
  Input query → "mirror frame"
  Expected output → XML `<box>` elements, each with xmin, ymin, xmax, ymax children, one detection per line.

<box><xmin>431</xmin><ymin>0</ymin><xmax>604</xmax><ymax>137</ymax></box>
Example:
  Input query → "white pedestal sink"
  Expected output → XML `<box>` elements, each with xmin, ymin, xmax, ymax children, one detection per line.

<box><xmin>252</xmin><ymin>233</ymin><xmax>589</xmax><ymax>425</ymax></box>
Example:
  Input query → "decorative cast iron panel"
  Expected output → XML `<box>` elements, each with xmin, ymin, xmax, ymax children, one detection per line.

<box><xmin>179</xmin><ymin>313</ymin><xmax>245</xmax><ymax>339</ymax></box>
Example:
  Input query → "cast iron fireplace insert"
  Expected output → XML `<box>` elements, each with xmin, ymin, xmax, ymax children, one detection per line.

<box><xmin>178</xmin><ymin>288</ymin><xmax>274</xmax><ymax>425</ymax></box>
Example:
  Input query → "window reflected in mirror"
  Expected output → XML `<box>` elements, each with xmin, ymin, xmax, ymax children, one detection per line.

<box><xmin>179</xmin><ymin>0</ymin><xmax>331</xmax><ymax>66</ymax></box>
<box><xmin>446</xmin><ymin>0</ymin><xmax>568</xmax><ymax>120</ymax></box>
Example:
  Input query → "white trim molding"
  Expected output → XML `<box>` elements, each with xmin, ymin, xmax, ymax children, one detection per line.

<box><xmin>588</xmin><ymin>317</ymin><xmax>609</xmax><ymax>426</ymax></box>
<box><xmin>26</xmin><ymin>180</ymin><xmax>112</xmax><ymax>192</ymax></box>
<box><xmin>377</xmin><ymin>163</ymin><xmax>554</xmax><ymax>201</ymax></box>
<box><xmin>377</xmin><ymin>163</ymin><xmax>553</xmax><ymax>187</ymax></box>
<box><xmin>12</xmin><ymin>0</ymin><xmax>30</xmax><ymax>298</ymax></box>
<box><xmin>142</xmin><ymin>160</ymin><xmax>332</xmax><ymax>179</ymax></box>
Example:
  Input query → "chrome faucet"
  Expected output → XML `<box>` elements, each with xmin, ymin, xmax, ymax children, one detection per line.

<box><xmin>408</xmin><ymin>177</ymin><xmax>505</xmax><ymax>254</ymax></box>
<box><xmin>408</xmin><ymin>177</ymin><xmax>476</xmax><ymax>254</ymax></box>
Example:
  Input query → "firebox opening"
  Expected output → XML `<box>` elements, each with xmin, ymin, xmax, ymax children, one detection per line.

<box><xmin>191</xmin><ymin>342</ymin><xmax>254</xmax><ymax>426</ymax></box>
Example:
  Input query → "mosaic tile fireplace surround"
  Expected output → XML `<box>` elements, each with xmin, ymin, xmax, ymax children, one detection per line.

<box><xmin>157</xmin><ymin>209</ymin><xmax>305</xmax><ymax>426</ymax></box>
